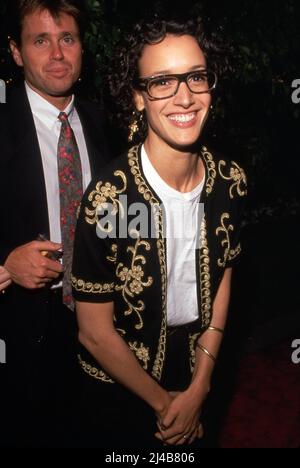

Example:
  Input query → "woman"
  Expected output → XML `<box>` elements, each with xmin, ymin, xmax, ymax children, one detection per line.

<box><xmin>72</xmin><ymin>15</ymin><xmax>247</xmax><ymax>448</ymax></box>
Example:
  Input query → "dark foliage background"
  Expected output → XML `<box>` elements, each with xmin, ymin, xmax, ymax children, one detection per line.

<box><xmin>1</xmin><ymin>0</ymin><xmax>300</xmax><ymax>342</ymax></box>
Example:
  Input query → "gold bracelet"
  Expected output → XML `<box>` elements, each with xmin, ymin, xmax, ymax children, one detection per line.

<box><xmin>208</xmin><ymin>326</ymin><xmax>224</xmax><ymax>334</ymax></box>
<box><xmin>196</xmin><ymin>343</ymin><xmax>216</xmax><ymax>363</ymax></box>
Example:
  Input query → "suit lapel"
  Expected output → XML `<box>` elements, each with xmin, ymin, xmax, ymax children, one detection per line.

<box><xmin>8</xmin><ymin>85</ymin><xmax>50</xmax><ymax>238</ymax></box>
<box><xmin>4</xmin><ymin>88</ymin><xmax>108</xmax><ymax>244</ymax></box>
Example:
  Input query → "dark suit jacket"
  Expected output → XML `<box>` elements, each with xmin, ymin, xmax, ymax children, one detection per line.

<box><xmin>0</xmin><ymin>84</ymin><xmax>110</xmax><ymax>377</ymax></box>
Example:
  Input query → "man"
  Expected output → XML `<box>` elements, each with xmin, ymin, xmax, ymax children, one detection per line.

<box><xmin>0</xmin><ymin>0</ymin><xmax>109</xmax><ymax>447</ymax></box>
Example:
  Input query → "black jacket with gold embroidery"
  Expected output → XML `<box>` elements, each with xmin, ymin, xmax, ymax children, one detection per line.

<box><xmin>72</xmin><ymin>145</ymin><xmax>247</xmax><ymax>383</ymax></box>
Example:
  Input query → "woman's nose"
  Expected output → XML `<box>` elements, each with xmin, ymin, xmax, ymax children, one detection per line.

<box><xmin>174</xmin><ymin>81</ymin><xmax>195</xmax><ymax>107</ymax></box>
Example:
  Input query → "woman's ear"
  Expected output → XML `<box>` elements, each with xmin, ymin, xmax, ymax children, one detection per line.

<box><xmin>133</xmin><ymin>90</ymin><xmax>145</xmax><ymax>113</ymax></box>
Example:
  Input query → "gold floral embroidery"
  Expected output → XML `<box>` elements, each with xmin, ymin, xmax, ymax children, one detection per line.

<box><xmin>78</xmin><ymin>354</ymin><xmax>114</xmax><ymax>383</ymax></box>
<box><xmin>218</xmin><ymin>160</ymin><xmax>247</xmax><ymax>199</ymax></box>
<box><xmin>115</xmin><ymin>235</ymin><xmax>153</xmax><ymax>330</ymax></box>
<box><xmin>189</xmin><ymin>332</ymin><xmax>202</xmax><ymax>372</ymax></box>
<box><xmin>85</xmin><ymin>170</ymin><xmax>127</xmax><ymax>229</ymax></box>
<box><xmin>216</xmin><ymin>213</ymin><xmax>240</xmax><ymax>267</ymax></box>
<box><xmin>129</xmin><ymin>342</ymin><xmax>150</xmax><ymax>370</ymax></box>
<box><xmin>106</xmin><ymin>244</ymin><xmax>118</xmax><ymax>263</ymax></box>
<box><xmin>116</xmin><ymin>327</ymin><xmax>126</xmax><ymax>336</ymax></box>
<box><xmin>199</xmin><ymin>217</ymin><xmax>212</xmax><ymax>327</ymax></box>
<box><xmin>128</xmin><ymin>147</ymin><xmax>156</xmax><ymax>203</ymax></box>
<box><xmin>201</xmin><ymin>146</ymin><xmax>216</xmax><ymax>195</ymax></box>
<box><xmin>71</xmin><ymin>275</ymin><xmax>114</xmax><ymax>294</ymax></box>
<box><xmin>228</xmin><ymin>243</ymin><xmax>241</xmax><ymax>262</ymax></box>
<box><xmin>128</xmin><ymin>146</ymin><xmax>167</xmax><ymax>381</ymax></box>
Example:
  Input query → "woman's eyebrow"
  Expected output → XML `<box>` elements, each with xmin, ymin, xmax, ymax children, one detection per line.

<box><xmin>144</xmin><ymin>64</ymin><xmax>207</xmax><ymax>77</ymax></box>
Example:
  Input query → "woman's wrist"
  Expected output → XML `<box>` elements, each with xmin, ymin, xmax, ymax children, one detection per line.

<box><xmin>188</xmin><ymin>376</ymin><xmax>211</xmax><ymax>402</ymax></box>
<box><xmin>151</xmin><ymin>388</ymin><xmax>171</xmax><ymax>416</ymax></box>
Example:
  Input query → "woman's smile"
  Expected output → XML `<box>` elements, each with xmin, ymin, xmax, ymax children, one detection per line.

<box><xmin>167</xmin><ymin>112</ymin><xmax>197</xmax><ymax>128</ymax></box>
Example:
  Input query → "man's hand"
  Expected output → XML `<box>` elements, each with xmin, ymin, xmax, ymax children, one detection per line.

<box><xmin>4</xmin><ymin>240</ymin><xmax>63</xmax><ymax>289</ymax></box>
<box><xmin>155</xmin><ymin>390</ymin><xmax>204</xmax><ymax>445</ymax></box>
<box><xmin>0</xmin><ymin>266</ymin><xmax>12</xmax><ymax>292</ymax></box>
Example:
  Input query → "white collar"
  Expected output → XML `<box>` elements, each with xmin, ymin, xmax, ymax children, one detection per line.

<box><xmin>25</xmin><ymin>81</ymin><xmax>75</xmax><ymax>130</ymax></box>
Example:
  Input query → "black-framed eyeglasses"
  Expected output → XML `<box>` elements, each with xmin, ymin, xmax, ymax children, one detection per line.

<box><xmin>134</xmin><ymin>69</ymin><xmax>217</xmax><ymax>100</ymax></box>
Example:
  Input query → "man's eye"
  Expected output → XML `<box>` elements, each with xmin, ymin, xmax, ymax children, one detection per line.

<box><xmin>63</xmin><ymin>36</ymin><xmax>74</xmax><ymax>44</ymax></box>
<box><xmin>35</xmin><ymin>39</ymin><xmax>45</xmax><ymax>46</ymax></box>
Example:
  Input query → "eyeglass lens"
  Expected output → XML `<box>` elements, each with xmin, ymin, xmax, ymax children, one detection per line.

<box><xmin>148</xmin><ymin>71</ymin><xmax>216</xmax><ymax>98</ymax></box>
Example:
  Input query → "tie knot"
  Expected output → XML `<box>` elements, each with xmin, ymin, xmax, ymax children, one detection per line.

<box><xmin>58</xmin><ymin>112</ymin><xmax>69</xmax><ymax>123</ymax></box>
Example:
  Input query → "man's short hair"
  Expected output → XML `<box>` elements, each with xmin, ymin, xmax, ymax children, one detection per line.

<box><xmin>8</xmin><ymin>0</ymin><xmax>87</xmax><ymax>45</ymax></box>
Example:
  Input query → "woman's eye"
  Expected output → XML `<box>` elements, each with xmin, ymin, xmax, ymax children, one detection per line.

<box><xmin>191</xmin><ymin>72</ymin><xmax>207</xmax><ymax>82</ymax></box>
<box><xmin>153</xmin><ymin>77</ymin><xmax>175</xmax><ymax>87</ymax></box>
<box><xmin>155</xmin><ymin>79</ymin><xmax>168</xmax><ymax>86</ymax></box>
<box><xmin>192</xmin><ymin>73</ymin><xmax>203</xmax><ymax>81</ymax></box>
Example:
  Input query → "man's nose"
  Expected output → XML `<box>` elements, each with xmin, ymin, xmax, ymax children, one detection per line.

<box><xmin>50</xmin><ymin>42</ymin><xmax>64</xmax><ymax>60</ymax></box>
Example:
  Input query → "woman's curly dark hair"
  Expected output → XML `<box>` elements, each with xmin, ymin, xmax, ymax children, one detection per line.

<box><xmin>107</xmin><ymin>14</ymin><xmax>231</xmax><ymax>145</ymax></box>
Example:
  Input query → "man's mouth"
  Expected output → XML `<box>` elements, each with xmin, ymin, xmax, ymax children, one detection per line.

<box><xmin>45</xmin><ymin>67</ymin><xmax>70</xmax><ymax>77</ymax></box>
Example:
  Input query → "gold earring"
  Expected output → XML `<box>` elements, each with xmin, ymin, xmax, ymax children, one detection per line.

<box><xmin>128</xmin><ymin>111</ymin><xmax>143</xmax><ymax>142</ymax></box>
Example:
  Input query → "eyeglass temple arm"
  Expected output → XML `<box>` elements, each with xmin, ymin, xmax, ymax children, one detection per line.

<box><xmin>133</xmin><ymin>78</ymin><xmax>147</xmax><ymax>90</ymax></box>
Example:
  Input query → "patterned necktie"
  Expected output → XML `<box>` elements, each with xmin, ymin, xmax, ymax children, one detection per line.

<box><xmin>57</xmin><ymin>112</ymin><xmax>83</xmax><ymax>310</ymax></box>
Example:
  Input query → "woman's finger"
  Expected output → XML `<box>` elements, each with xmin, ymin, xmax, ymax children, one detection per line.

<box><xmin>197</xmin><ymin>422</ymin><xmax>204</xmax><ymax>439</ymax></box>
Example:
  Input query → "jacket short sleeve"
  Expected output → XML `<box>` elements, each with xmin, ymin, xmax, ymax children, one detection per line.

<box><xmin>72</xmin><ymin>179</ymin><xmax>117</xmax><ymax>303</ymax></box>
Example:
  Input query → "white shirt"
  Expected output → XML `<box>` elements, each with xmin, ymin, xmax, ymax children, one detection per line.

<box><xmin>141</xmin><ymin>146</ymin><xmax>204</xmax><ymax>326</ymax></box>
<box><xmin>25</xmin><ymin>82</ymin><xmax>91</xmax><ymax>244</ymax></box>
